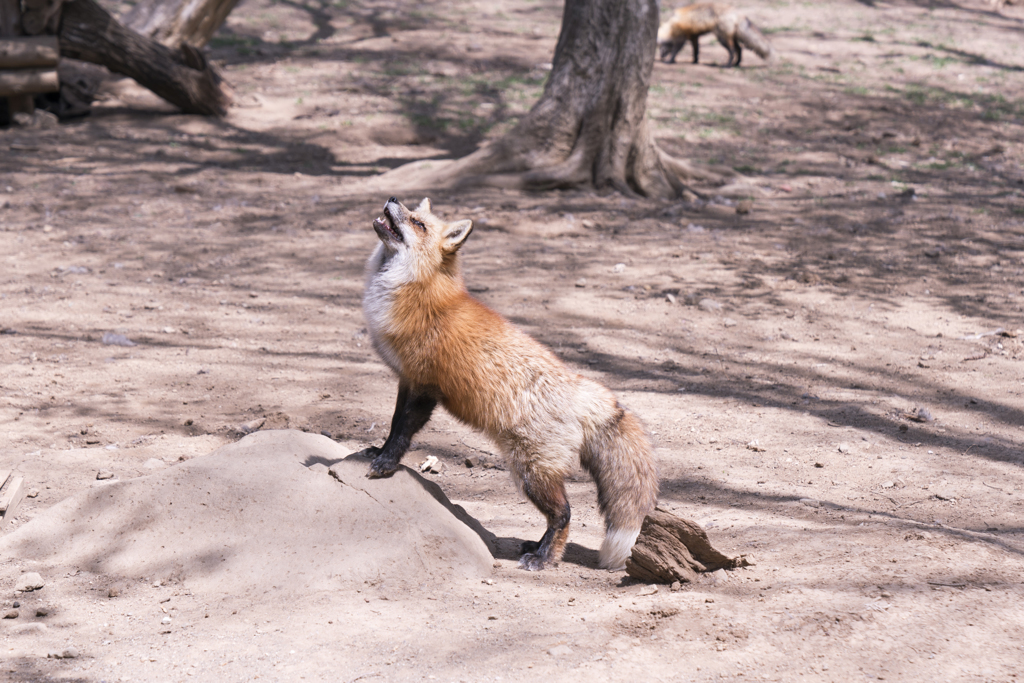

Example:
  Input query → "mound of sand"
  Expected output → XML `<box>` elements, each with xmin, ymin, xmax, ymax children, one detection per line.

<box><xmin>0</xmin><ymin>430</ymin><xmax>494</xmax><ymax>593</ymax></box>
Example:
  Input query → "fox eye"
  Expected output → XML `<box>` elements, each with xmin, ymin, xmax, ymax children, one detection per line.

<box><xmin>410</xmin><ymin>218</ymin><xmax>427</xmax><ymax>231</ymax></box>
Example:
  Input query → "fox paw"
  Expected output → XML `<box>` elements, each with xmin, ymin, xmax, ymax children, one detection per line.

<box><xmin>352</xmin><ymin>446</ymin><xmax>382</xmax><ymax>459</ymax></box>
<box><xmin>367</xmin><ymin>456</ymin><xmax>399</xmax><ymax>479</ymax></box>
<box><xmin>518</xmin><ymin>552</ymin><xmax>547</xmax><ymax>572</ymax></box>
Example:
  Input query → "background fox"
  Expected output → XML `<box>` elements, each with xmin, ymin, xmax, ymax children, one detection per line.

<box><xmin>658</xmin><ymin>3</ymin><xmax>775</xmax><ymax>67</ymax></box>
<box><xmin>355</xmin><ymin>197</ymin><xmax>660</xmax><ymax>571</ymax></box>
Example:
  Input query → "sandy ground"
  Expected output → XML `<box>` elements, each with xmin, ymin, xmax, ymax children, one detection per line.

<box><xmin>2</xmin><ymin>0</ymin><xmax>1024</xmax><ymax>680</ymax></box>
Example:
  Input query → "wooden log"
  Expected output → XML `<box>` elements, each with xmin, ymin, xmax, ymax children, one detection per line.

<box><xmin>57</xmin><ymin>0</ymin><xmax>229</xmax><ymax>116</ymax></box>
<box><xmin>0</xmin><ymin>36</ymin><xmax>59</xmax><ymax>68</ymax></box>
<box><xmin>0</xmin><ymin>67</ymin><xmax>58</xmax><ymax>96</ymax></box>
<box><xmin>0</xmin><ymin>475</ymin><xmax>25</xmax><ymax>529</ymax></box>
<box><xmin>625</xmin><ymin>507</ymin><xmax>753</xmax><ymax>584</ymax></box>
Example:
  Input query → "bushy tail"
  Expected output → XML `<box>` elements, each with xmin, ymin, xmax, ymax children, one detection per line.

<box><xmin>582</xmin><ymin>408</ymin><xmax>659</xmax><ymax>570</ymax></box>
<box><xmin>736</xmin><ymin>18</ymin><xmax>775</xmax><ymax>62</ymax></box>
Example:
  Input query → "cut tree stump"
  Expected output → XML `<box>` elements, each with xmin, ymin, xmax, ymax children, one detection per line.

<box><xmin>0</xmin><ymin>66</ymin><xmax>58</xmax><ymax>96</ymax></box>
<box><xmin>0</xmin><ymin>36</ymin><xmax>59</xmax><ymax>68</ymax></box>
<box><xmin>625</xmin><ymin>506</ymin><xmax>753</xmax><ymax>584</ymax></box>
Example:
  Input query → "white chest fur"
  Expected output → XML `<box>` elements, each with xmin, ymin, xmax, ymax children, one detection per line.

<box><xmin>362</xmin><ymin>244</ymin><xmax>405</xmax><ymax>374</ymax></box>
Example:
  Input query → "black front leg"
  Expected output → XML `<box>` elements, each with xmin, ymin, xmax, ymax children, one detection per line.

<box><xmin>364</xmin><ymin>382</ymin><xmax>437</xmax><ymax>478</ymax></box>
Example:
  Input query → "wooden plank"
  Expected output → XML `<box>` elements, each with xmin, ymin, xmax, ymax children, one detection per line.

<box><xmin>0</xmin><ymin>67</ymin><xmax>58</xmax><ymax>96</ymax></box>
<box><xmin>0</xmin><ymin>476</ymin><xmax>25</xmax><ymax>528</ymax></box>
<box><xmin>0</xmin><ymin>36</ymin><xmax>59</xmax><ymax>68</ymax></box>
<box><xmin>0</xmin><ymin>471</ymin><xmax>11</xmax><ymax>490</ymax></box>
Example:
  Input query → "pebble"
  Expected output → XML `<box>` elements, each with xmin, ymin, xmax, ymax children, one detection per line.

<box><xmin>35</xmin><ymin>606</ymin><xmax>50</xmax><ymax>617</ymax></box>
<box><xmin>838</xmin><ymin>442</ymin><xmax>851</xmax><ymax>453</ymax></box>
<box><xmin>12</xmin><ymin>601</ymin><xmax>19</xmax><ymax>608</ymax></box>
<box><xmin>800</xmin><ymin>498</ymin><xmax>821</xmax><ymax>508</ymax></box>
<box><xmin>101</xmin><ymin>332</ymin><xmax>136</xmax><ymax>347</ymax></box>
<box><xmin>612</xmin><ymin>263</ymin><xmax>626</xmax><ymax>273</ymax></box>
<box><xmin>15</xmin><ymin>572</ymin><xmax>44</xmax><ymax>592</ymax></box>
<box><xmin>108</xmin><ymin>585</ymin><xmax>122</xmax><ymax>598</ymax></box>
<box><xmin>723</xmin><ymin>317</ymin><xmax>738</xmax><ymax>327</ymax></box>
<box><xmin>48</xmin><ymin>647</ymin><xmax>78</xmax><ymax>659</ymax></box>
<box><xmin>637</xmin><ymin>585</ymin><xmax>659</xmax><ymax>596</ymax></box>
<box><xmin>464</xmin><ymin>454</ymin><xmax>481</xmax><ymax>468</ymax></box>
<box><xmin>698</xmin><ymin>298</ymin><xmax>723</xmax><ymax>313</ymax></box>
<box><xmin>736</xmin><ymin>200</ymin><xmax>753</xmax><ymax>215</ymax></box>
<box><xmin>670</xmin><ymin>581</ymin><xmax>682</xmax><ymax>592</ymax></box>
<box><xmin>96</xmin><ymin>470</ymin><xmax>115</xmax><ymax>480</ymax></box>
<box><xmin>665</xmin><ymin>293</ymin><xmax>677</xmax><ymax>304</ymax></box>
<box><xmin>575</xmin><ymin>278</ymin><xmax>587</xmax><ymax>288</ymax></box>
<box><xmin>26</xmin><ymin>489</ymin><xmax>39</xmax><ymax>498</ymax></box>
<box><xmin>547</xmin><ymin>645</ymin><xmax>573</xmax><ymax>657</ymax></box>
<box><xmin>881</xmin><ymin>481</ymin><xmax>895</xmax><ymax>489</ymax></box>
<box><xmin>161</xmin><ymin>616</ymin><xmax>172</xmax><ymax>625</ymax></box>
<box><xmin>3</xmin><ymin>609</ymin><xmax>18</xmax><ymax>619</ymax></box>
<box><xmin>238</xmin><ymin>417</ymin><xmax>266</xmax><ymax>435</ymax></box>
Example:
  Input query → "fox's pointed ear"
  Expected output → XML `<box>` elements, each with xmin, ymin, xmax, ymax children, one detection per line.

<box><xmin>416</xmin><ymin>197</ymin><xmax>432</xmax><ymax>213</ymax></box>
<box><xmin>442</xmin><ymin>219</ymin><xmax>473</xmax><ymax>253</ymax></box>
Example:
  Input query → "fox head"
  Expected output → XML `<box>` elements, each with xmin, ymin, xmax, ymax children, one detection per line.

<box><xmin>370</xmin><ymin>197</ymin><xmax>473</xmax><ymax>283</ymax></box>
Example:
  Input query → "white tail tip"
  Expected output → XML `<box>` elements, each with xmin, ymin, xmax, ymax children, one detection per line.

<box><xmin>598</xmin><ymin>527</ymin><xmax>640</xmax><ymax>571</ymax></box>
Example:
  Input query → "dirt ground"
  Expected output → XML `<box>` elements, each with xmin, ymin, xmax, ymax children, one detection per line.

<box><xmin>2</xmin><ymin>0</ymin><xmax>1024</xmax><ymax>680</ymax></box>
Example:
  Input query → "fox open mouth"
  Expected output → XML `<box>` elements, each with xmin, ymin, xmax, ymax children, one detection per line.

<box><xmin>373</xmin><ymin>212</ymin><xmax>404</xmax><ymax>243</ymax></box>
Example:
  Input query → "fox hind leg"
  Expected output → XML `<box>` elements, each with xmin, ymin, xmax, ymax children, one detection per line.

<box><xmin>513</xmin><ymin>457</ymin><xmax>572</xmax><ymax>571</ymax></box>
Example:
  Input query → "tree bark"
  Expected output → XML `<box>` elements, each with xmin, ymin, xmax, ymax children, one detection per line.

<box><xmin>122</xmin><ymin>0</ymin><xmax>241</xmax><ymax>49</ymax></box>
<box><xmin>625</xmin><ymin>507</ymin><xmax>753</xmax><ymax>584</ymax></box>
<box><xmin>377</xmin><ymin>0</ymin><xmax>696</xmax><ymax>198</ymax></box>
<box><xmin>57</xmin><ymin>0</ymin><xmax>229</xmax><ymax>115</ymax></box>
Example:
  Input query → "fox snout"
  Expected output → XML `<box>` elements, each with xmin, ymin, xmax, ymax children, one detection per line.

<box><xmin>373</xmin><ymin>201</ymin><xmax>404</xmax><ymax>244</ymax></box>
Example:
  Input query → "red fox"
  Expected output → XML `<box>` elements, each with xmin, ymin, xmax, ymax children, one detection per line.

<box><xmin>356</xmin><ymin>197</ymin><xmax>659</xmax><ymax>571</ymax></box>
<box><xmin>657</xmin><ymin>3</ymin><xmax>775</xmax><ymax>67</ymax></box>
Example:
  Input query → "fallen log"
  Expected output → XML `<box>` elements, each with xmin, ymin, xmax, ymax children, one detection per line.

<box><xmin>57</xmin><ymin>0</ymin><xmax>229</xmax><ymax>116</ymax></box>
<box><xmin>625</xmin><ymin>507</ymin><xmax>753</xmax><ymax>584</ymax></box>
<box><xmin>0</xmin><ymin>36</ymin><xmax>59</xmax><ymax>68</ymax></box>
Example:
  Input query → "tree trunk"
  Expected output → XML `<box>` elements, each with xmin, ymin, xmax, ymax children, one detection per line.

<box><xmin>377</xmin><ymin>0</ymin><xmax>696</xmax><ymax>198</ymax></box>
<box><xmin>122</xmin><ymin>0</ymin><xmax>241</xmax><ymax>49</ymax></box>
<box><xmin>57</xmin><ymin>0</ymin><xmax>229</xmax><ymax>115</ymax></box>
